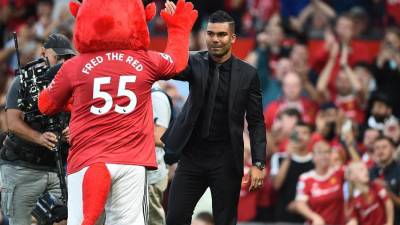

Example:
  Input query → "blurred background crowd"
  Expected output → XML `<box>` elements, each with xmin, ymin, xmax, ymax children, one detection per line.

<box><xmin>1</xmin><ymin>0</ymin><xmax>400</xmax><ymax>225</ymax></box>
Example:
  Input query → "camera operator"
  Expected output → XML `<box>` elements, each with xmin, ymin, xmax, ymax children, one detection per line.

<box><xmin>41</xmin><ymin>33</ymin><xmax>76</xmax><ymax>79</ymax></box>
<box><xmin>0</xmin><ymin>33</ymin><xmax>75</xmax><ymax>225</ymax></box>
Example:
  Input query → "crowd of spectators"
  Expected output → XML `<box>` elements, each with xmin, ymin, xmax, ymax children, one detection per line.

<box><xmin>236</xmin><ymin>1</ymin><xmax>400</xmax><ymax>225</ymax></box>
<box><xmin>0</xmin><ymin>0</ymin><xmax>400</xmax><ymax>225</ymax></box>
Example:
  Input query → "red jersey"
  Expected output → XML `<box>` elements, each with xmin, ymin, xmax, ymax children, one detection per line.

<box><xmin>334</xmin><ymin>94</ymin><xmax>364</xmax><ymax>124</ymax></box>
<box><xmin>43</xmin><ymin>50</ymin><xmax>176</xmax><ymax>174</ymax></box>
<box><xmin>349</xmin><ymin>181</ymin><xmax>389</xmax><ymax>225</ymax></box>
<box><xmin>311</xmin><ymin>43</ymin><xmax>370</xmax><ymax>99</ymax></box>
<box><xmin>264</xmin><ymin>97</ymin><xmax>318</xmax><ymax>130</ymax></box>
<box><xmin>296</xmin><ymin>167</ymin><xmax>345</xmax><ymax>225</ymax></box>
<box><xmin>386</xmin><ymin>0</ymin><xmax>400</xmax><ymax>25</ymax></box>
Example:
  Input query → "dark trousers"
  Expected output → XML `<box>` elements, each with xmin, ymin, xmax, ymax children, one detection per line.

<box><xmin>166</xmin><ymin>143</ymin><xmax>242</xmax><ymax>225</ymax></box>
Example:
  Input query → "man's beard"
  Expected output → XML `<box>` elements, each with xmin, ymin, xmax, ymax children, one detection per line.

<box><xmin>210</xmin><ymin>46</ymin><xmax>229</xmax><ymax>58</ymax></box>
<box><xmin>373</xmin><ymin>114</ymin><xmax>389</xmax><ymax>123</ymax></box>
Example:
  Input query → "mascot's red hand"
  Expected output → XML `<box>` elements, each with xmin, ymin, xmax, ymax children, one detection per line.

<box><xmin>161</xmin><ymin>0</ymin><xmax>198</xmax><ymax>73</ymax></box>
<box><xmin>160</xmin><ymin>0</ymin><xmax>197</xmax><ymax>32</ymax></box>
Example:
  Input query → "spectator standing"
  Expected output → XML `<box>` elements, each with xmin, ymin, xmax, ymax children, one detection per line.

<box><xmin>346</xmin><ymin>161</ymin><xmax>394</xmax><ymax>225</ymax></box>
<box><xmin>162</xmin><ymin>10</ymin><xmax>266</xmax><ymax>225</ymax></box>
<box><xmin>372</xmin><ymin>27</ymin><xmax>400</xmax><ymax>117</ymax></box>
<box><xmin>364</xmin><ymin>93</ymin><xmax>397</xmax><ymax>131</ymax></box>
<box><xmin>147</xmin><ymin>82</ymin><xmax>172</xmax><ymax>225</ymax></box>
<box><xmin>360</xmin><ymin>128</ymin><xmax>380</xmax><ymax>168</ymax></box>
<box><xmin>0</xmin><ymin>33</ymin><xmax>73</xmax><ymax>225</ymax></box>
<box><xmin>370</xmin><ymin>136</ymin><xmax>400</xmax><ymax>225</ymax></box>
<box><xmin>311</xmin><ymin>14</ymin><xmax>370</xmax><ymax>93</ymax></box>
<box><xmin>352</xmin><ymin>62</ymin><xmax>376</xmax><ymax>105</ymax></box>
<box><xmin>264</xmin><ymin>72</ymin><xmax>318</xmax><ymax>130</ymax></box>
<box><xmin>290</xmin><ymin>43</ymin><xmax>320</xmax><ymax>103</ymax></box>
<box><xmin>294</xmin><ymin>140</ymin><xmax>359</xmax><ymax>225</ymax></box>
<box><xmin>269</xmin><ymin>108</ymin><xmax>302</xmax><ymax>153</ymax></box>
<box><xmin>317</xmin><ymin>44</ymin><xmax>365</xmax><ymax>124</ymax></box>
<box><xmin>270</xmin><ymin>122</ymin><xmax>314</xmax><ymax>223</ymax></box>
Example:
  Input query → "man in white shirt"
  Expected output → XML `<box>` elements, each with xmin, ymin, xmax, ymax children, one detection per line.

<box><xmin>147</xmin><ymin>83</ymin><xmax>172</xmax><ymax>225</ymax></box>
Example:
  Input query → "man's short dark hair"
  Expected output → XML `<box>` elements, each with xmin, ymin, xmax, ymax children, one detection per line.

<box><xmin>279</xmin><ymin>108</ymin><xmax>302</xmax><ymax>121</ymax></box>
<box><xmin>296</xmin><ymin>121</ymin><xmax>312</xmax><ymax>131</ymax></box>
<box><xmin>371</xmin><ymin>92</ymin><xmax>392</xmax><ymax>109</ymax></box>
<box><xmin>374</xmin><ymin>135</ymin><xmax>396</xmax><ymax>148</ymax></box>
<box><xmin>195</xmin><ymin>212</ymin><xmax>214</xmax><ymax>224</ymax></box>
<box><xmin>208</xmin><ymin>10</ymin><xmax>235</xmax><ymax>32</ymax></box>
<box><xmin>38</xmin><ymin>0</ymin><xmax>54</xmax><ymax>7</ymax></box>
<box><xmin>354</xmin><ymin>61</ymin><xmax>373</xmax><ymax>74</ymax></box>
<box><xmin>386</xmin><ymin>26</ymin><xmax>400</xmax><ymax>39</ymax></box>
<box><xmin>337</xmin><ymin>12</ymin><xmax>353</xmax><ymax>23</ymax></box>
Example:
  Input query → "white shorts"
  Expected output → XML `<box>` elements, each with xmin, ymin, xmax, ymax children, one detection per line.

<box><xmin>67</xmin><ymin>164</ymin><xmax>148</xmax><ymax>225</ymax></box>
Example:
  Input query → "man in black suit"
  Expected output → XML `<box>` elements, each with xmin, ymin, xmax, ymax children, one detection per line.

<box><xmin>162</xmin><ymin>7</ymin><xmax>266</xmax><ymax>225</ymax></box>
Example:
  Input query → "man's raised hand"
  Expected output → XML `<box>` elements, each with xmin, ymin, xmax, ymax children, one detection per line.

<box><xmin>160</xmin><ymin>0</ymin><xmax>198</xmax><ymax>32</ymax></box>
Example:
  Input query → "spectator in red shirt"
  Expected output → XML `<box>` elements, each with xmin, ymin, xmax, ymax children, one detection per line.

<box><xmin>372</xmin><ymin>27</ymin><xmax>400</xmax><ymax>118</ymax></box>
<box><xmin>264</xmin><ymin>72</ymin><xmax>318</xmax><ymax>130</ymax></box>
<box><xmin>385</xmin><ymin>0</ymin><xmax>400</xmax><ymax>25</ymax></box>
<box><xmin>370</xmin><ymin>136</ymin><xmax>400</xmax><ymax>224</ymax></box>
<box><xmin>312</xmin><ymin>14</ymin><xmax>370</xmax><ymax>92</ymax></box>
<box><xmin>294</xmin><ymin>140</ymin><xmax>359</xmax><ymax>225</ymax></box>
<box><xmin>346</xmin><ymin>161</ymin><xmax>394</xmax><ymax>225</ymax></box>
<box><xmin>317</xmin><ymin>43</ymin><xmax>365</xmax><ymax>124</ymax></box>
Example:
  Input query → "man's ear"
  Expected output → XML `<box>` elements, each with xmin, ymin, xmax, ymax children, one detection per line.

<box><xmin>69</xmin><ymin>1</ymin><xmax>81</xmax><ymax>18</ymax></box>
<box><xmin>145</xmin><ymin>2</ymin><xmax>157</xmax><ymax>22</ymax></box>
<box><xmin>231</xmin><ymin>34</ymin><xmax>237</xmax><ymax>44</ymax></box>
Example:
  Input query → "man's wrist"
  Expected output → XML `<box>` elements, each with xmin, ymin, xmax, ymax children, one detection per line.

<box><xmin>253</xmin><ymin>161</ymin><xmax>265</xmax><ymax>170</ymax></box>
<box><xmin>30</xmin><ymin>130</ymin><xmax>43</xmax><ymax>145</ymax></box>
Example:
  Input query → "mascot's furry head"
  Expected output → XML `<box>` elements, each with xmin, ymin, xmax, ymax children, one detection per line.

<box><xmin>69</xmin><ymin>0</ymin><xmax>157</xmax><ymax>53</ymax></box>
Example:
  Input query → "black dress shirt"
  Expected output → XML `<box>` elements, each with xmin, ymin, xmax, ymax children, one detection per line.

<box><xmin>190</xmin><ymin>56</ymin><xmax>233</xmax><ymax>145</ymax></box>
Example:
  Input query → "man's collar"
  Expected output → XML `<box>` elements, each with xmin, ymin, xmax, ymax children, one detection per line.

<box><xmin>209</xmin><ymin>55</ymin><xmax>233</xmax><ymax>70</ymax></box>
<box><xmin>379</xmin><ymin>160</ymin><xmax>396</xmax><ymax>172</ymax></box>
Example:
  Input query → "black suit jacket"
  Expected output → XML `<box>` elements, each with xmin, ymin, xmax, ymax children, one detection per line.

<box><xmin>162</xmin><ymin>51</ymin><xmax>266</xmax><ymax>175</ymax></box>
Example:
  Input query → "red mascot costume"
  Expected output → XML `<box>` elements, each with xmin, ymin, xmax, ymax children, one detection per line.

<box><xmin>37</xmin><ymin>0</ymin><xmax>197</xmax><ymax>224</ymax></box>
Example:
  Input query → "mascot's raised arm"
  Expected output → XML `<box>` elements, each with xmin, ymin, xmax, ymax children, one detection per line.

<box><xmin>39</xmin><ymin>0</ymin><xmax>197</xmax><ymax>113</ymax></box>
<box><xmin>69</xmin><ymin>0</ymin><xmax>196</xmax><ymax>73</ymax></box>
<box><xmin>37</xmin><ymin>0</ymin><xmax>197</xmax><ymax>224</ymax></box>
